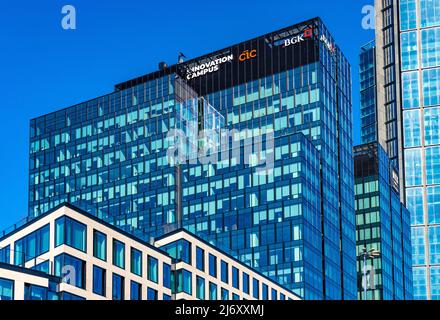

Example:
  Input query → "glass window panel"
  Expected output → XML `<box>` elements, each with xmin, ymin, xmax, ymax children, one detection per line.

<box><xmin>404</xmin><ymin>148</ymin><xmax>423</xmax><ymax>186</ymax></box>
<box><xmin>401</xmin><ymin>32</ymin><xmax>419</xmax><ymax>71</ymax></box>
<box><xmin>403</xmin><ymin>110</ymin><xmax>421</xmax><ymax>147</ymax></box>
<box><xmin>424</xmin><ymin>107</ymin><xmax>440</xmax><ymax>145</ymax></box>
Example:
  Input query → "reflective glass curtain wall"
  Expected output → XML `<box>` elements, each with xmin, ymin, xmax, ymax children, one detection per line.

<box><xmin>399</xmin><ymin>0</ymin><xmax>440</xmax><ymax>300</ymax></box>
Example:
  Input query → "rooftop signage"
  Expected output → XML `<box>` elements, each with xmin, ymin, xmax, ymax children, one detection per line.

<box><xmin>186</xmin><ymin>54</ymin><xmax>234</xmax><ymax>80</ymax></box>
<box><xmin>282</xmin><ymin>28</ymin><xmax>314</xmax><ymax>48</ymax></box>
<box><xmin>320</xmin><ymin>34</ymin><xmax>336</xmax><ymax>54</ymax></box>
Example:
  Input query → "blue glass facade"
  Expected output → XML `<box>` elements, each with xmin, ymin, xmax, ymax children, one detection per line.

<box><xmin>359</xmin><ymin>41</ymin><xmax>377</xmax><ymax>144</ymax></box>
<box><xmin>399</xmin><ymin>0</ymin><xmax>440</xmax><ymax>300</ymax></box>
<box><xmin>354</xmin><ymin>143</ymin><xmax>413</xmax><ymax>300</ymax></box>
<box><xmin>27</xmin><ymin>18</ymin><xmax>356</xmax><ymax>299</ymax></box>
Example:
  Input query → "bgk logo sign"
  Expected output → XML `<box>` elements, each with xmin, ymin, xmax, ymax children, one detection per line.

<box><xmin>239</xmin><ymin>49</ymin><xmax>257</xmax><ymax>62</ymax></box>
<box><xmin>283</xmin><ymin>28</ymin><xmax>313</xmax><ymax>48</ymax></box>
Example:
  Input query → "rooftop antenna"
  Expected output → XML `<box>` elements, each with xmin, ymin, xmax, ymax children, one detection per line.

<box><xmin>178</xmin><ymin>52</ymin><xmax>186</xmax><ymax>64</ymax></box>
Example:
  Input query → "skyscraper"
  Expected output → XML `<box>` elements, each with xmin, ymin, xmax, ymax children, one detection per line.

<box><xmin>28</xmin><ymin>17</ymin><xmax>356</xmax><ymax>299</ymax></box>
<box><xmin>360</xmin><ymin>41</ymin><xmax>378</xmax><ymax>144</ymax></box>
<box><xmin>374</xmin><ymin>0</ymin><xmax>440</xmax><ymax>299</ymax></box>
<box><xmin>354</xmin><ymin>143</ymin><xmax>413</xmax><ymax>300</ymax></box>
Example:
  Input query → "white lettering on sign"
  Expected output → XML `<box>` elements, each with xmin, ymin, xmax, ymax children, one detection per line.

<box><xmin>320</xmin><ymin>34</ymin><xmax>336</xmax><ymax>54</ymax></box>
<box><xmin>186</xmin><ymin>54</ymin><xmax>234</xmax><ymax>80</ymax></box>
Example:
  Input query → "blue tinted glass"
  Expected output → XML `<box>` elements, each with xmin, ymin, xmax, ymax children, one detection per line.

<box><xmin>163</xmin><ymin>263</ymin><xmax>171</xmax><ymax>289</ymax></box>
<box><xmin>25</xmin><ymin>284</ymin><xmax>47</xmax><ymax>300</ymax></box>
<box><xmin>403</xmin><ymin>110</ymin><xmax>421</xmax><ymax>147</ymax></box>
<box><xmin>221</xmin><ymin>288</ymin><xmax>229</xmax><ymax>300</ymax></box>
<box><xmin>55</xmin><ymin>217</ymin><xmax>86</xmax><ymax>252</ymax></box>
<box><xmin>54</xmin><ymin>253</ymin><xmax>85</xmax><ymax>289</ymax></box>
<box><xmin>147</xmin><ymin>287</ymin><xmax>157</xmax><ymax>300</ymax></box>
<box><xmin>232</xmin><ymin>267</ymin><xmax>239</xmax><ymax>289</ymax></box>
<box><xmin>14</xmin><ymin>224</ymin><xmax>50</xmax><ymax>265</ymax></box>
<box><xmin>196</xmin><ymin>276</ymin><xmax>205</xmax><ymax>300</ymax></box>
<box><xmin>401</xmin><ymin>32</ymin><xmax>419</xmax><ymax>71</ymax></box>
<box><xmin>113</xmin><ymin>240</ymin><xmax>125</xmax><ymax>269</ymax></box>
<box><xmin>93</xmin><ymin>230</ymin><xmax>107</xmax><ymax>261</ymax></box>
<box><xmin>148</xmin><ymin>256</ymin><xmax>158</xmax><ymax>283</ymax></box>
<box><xmin>209</xmin><ymin>282</ymin><xmax>217</xmax><ymax>300</ymax></box>
<box><xmin>93</xmin><ymin>265</ymin><xmax>106</xmax><ymax>296</ymax></box>
<box><xmin>253</xmin><ymin>279</ymin><xmax>259</xmax><ymax>299</ymax></box>
<box><xmin>243</xmin><ymin>273</ymin><xmax>249</xmax><ymax>294</ymax></box>
<box><xmin>131</xmin><ymin>248</ymin><xmax>142</xmax><ymax>276</ymax></box>
<box><xmin>209</xmin><ymin>254</ymin><xmax>217</xmax><ymax>277</ymax></box>
<box><xmin>425</xmin><ymin>147</ymin><xmax>440</xmax><ymax>184</ymax></box>
<box><xmin>130</xmin><ymin>281</ymin><xmax>141</xmax><ymax>300</ymax></box>
<box><xmin>400</xmin><ymin>0</ymin><xmax>417</xmax><ymax>30</ymax></box>
<box><xmin>112</xmin><ymin>273</ymin><xmax>124</xmax><ymax>300</ymax></box>
<box><xmin>0</xmin><ymin>278</ymin><xmax>14</xmax><ymax>300</ymax></box>
<box><xmin>221</xmin><ymin>261</ymin><xmax>228</xmax><ymax>283</ymax></box>
<box><xmin>196</xmin><ymin>247</ymin><xmax>204</xmax><ymax>271</ymax></box>
<box><xmin>421</xmin><ymin>0</ymin><xmax>440</xmax><ymax>28</ymax></box>
<box><xmin>412</xmin><ymin>228</ymin><xmax>426</xmax><ymax>265</ymax></box>
<box><xmin>0</xmin><ymin>245</ymin><xmax>10</xmax><ymax>264</ymax></box>
<box><xmin>422</xmin><ymin>28</ymin><xmax>440</xmax><ymax>68</ymax></box>
<box><xmin>402</xmin><ymin>72</ymin><xmax>420</xmax><ymax>109</ymax></box>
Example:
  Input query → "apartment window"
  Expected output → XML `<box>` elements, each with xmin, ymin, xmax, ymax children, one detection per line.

<box><xmin>130</xmin><ymin>281</ymin><xmax>141</xmax><ymax>300</ymax></box>
<box><xmin>271</xmin><ymin>288</ymin><xmax>277</xmax><ymax>300</ymax></box>
<box><xmin>55</xmin><ymin>217</ymin><xmax>86</xmax><ymax>252</ymax></box>
<box><xmin>54</xmin><ymin>253</ymin><xmax>85</xmax><ymax>289</ymax></box>
<box><xmin>24</xmin><ymin>284</ymin><xmax>52</xmax><ymax>300</ymax></box>
<box><xmin>196</xmin><ymin>247</ymin><xmax>205</xmax><ymax>271</ymax></box>
<box><xmin>93</xmin><ymin>230</ymin><xmax>107</xmax><ymax>261</ymax></box>
<box><xmin>0</xmin><ymin>245</ymin><xmax>10</xmax><ymax>264</ymax></box>
<box><xmin>221</xmin><ymin>288</ymin><xmax>229</xmax><ymax>300</ymax></box>
<box><xmin>221</xmin><ymin>260</ymin><xmax>228</xmax><ymax>283</ymax></box>
<box><xmin>262</xmin><ymin>284</ymin><xmax>268</xmax><ymax>300</ymax></box>
<box><xmin>0</xmin><ymin>278</ymin><xmax>14</xmax><ymax>300</ymax></box>
<box><xmin>113</xmin><ymin>240</ymin><xmax>125</xmax><ymax>269</ymax></box>
<box><xmin>209</xmin><ymin>254</ymin><xmax>217</xmax><ymax>277</ymax></box>
<box><xmin>280</xmin><ymin>293</ymin><xmax>286</xmax><ymax>300</ymax></box>
<box><xmin>232</xmin><ymin>267</ymin><xmax>239</xmax><ymax>289</ymax></box>
<box><xmin>112</xmin><ymin>273</ymin><xmax>124</xmax><ymax>300</ymax></box>
<box><xmin>131</xmin><ymin>248</ymin><xmax>142</xmax><ymax>276</ymax></box>
<box><xmin>163</xmin><ymin>263</ymin><xmax>171</xmax><ymax>289</ymax></box>
<box><xmin>253</xmin><ymin>279</ymin><xmax>260</xmax><ymax>299</ymax></box>
<box><xmin>32</xmin><ymin>260</ymin><xmax>50</xmax><ymax>274</ymax></box>
<box><xmin>163</xmin><ymin>294</ymin><xmax>172</xmax><ymax>300</ymax></box>
<box><xmin>160</xmin><ymin>239</ymin><xmax>191</xmax><ymax>264</ymax></box>
<box><xmin>176</xmin><ymin>269</ymin><xmax>192</xmax><ymax>295</ymax></box>
<box><xmin>61</xmin><ymin>292</ymin><xmax>85</xmax><ymax>300</ymax></box>
<box><xmin>243</xmin><ymin>272</ymin><xmax>250</xmax><ymax>294</ymax></box>
<box><xmin>147</xmin><ymin>288</ymin><xmax>158</xmax><ymax>300</ymax></box>
<box><xmin>14</xmin><ymin>224</ymin><xmax>50</xmax><ymax>266</ymax></box>
<box><xmin>196</xmin><ymin>276</ymin><xmax>205</xmax><ymax>300</ymax></box>
<box><xmin>209</xmin><ymin>282</ymin><xmax>217</xmax><ymax>300</ymax></box>
<box><xmin>148</xmin><ymin>256</ymin><xmax>158</xmax><ymax>283</ymax></box>
<box><xmin>93</xmin><ymin>265</ymin><xmax>106</xmax><ymax>297</ymax></box>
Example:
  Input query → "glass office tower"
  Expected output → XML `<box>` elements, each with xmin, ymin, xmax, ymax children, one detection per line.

<box><xmin>399</xmin><ymin>0</ymin><xmax>440</xmax><ymax>300</ymax></box>
<box><xmin>354</xmin><ymin>143</ymin><xmax>413</xmax><ymax>300</ymax></box>
<box><xmin>360</xmin><ymin>41</ymin><xmax>378</xmax><ymax>144</ymax></box>
<box><xmin>28</xmin><ymin>18</ymin><xmax>356</xmax><ymax>300</ymax></box>
<box><xmin>373</xmin><ymin>0</ymin><xmax>440</xmax><ymax>299</ymax></box>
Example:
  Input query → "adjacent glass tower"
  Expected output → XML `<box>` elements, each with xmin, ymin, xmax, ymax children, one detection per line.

<box><xmin>374</xmin><ymin>0</ymin><xmax>440</xmax><ymax>299</ymax></box>
<box><xmin>360</xmin><ymin>41</ymin><xmax>378</xmax><ymax>144</ymax></box>
<box><xmin>399</xmin><ymin>0</ymin><xmax>440</xmax><ymax>300</ymax></box>
<box><xmin>28</xmin><ymin>18</ymin><xmax>356</xmax><ymax>299</ymax></box>
<box><xmin>354</xmin><ymin>143</ymin><xmax>413</xmax><ymax>300</ymax></box>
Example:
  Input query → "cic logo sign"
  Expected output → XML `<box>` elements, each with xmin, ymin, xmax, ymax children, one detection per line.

<box><xmin>239</xmin><ymin>49</ymin><xmax>257</xmax><ymax>62</ymax></box>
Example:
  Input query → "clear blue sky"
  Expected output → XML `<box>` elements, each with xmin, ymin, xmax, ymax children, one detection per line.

<box><xmin>0</xmin><ymin>0</ymin><xmax>374</xmax><ymax>230</ymax></box>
